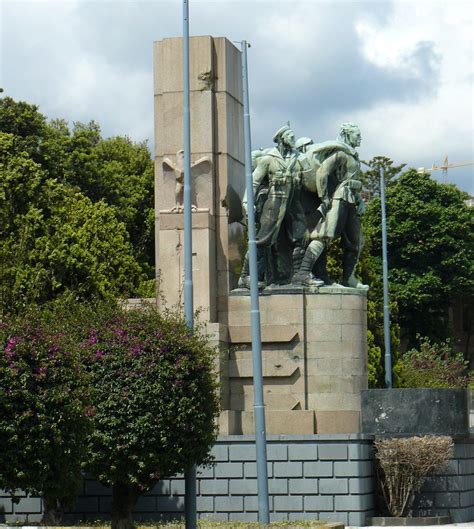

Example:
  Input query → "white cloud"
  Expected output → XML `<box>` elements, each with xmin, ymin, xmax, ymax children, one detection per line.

<box><xmin>1</xmin><ymin>0</ymin><xmax>472</xmax><ymax>192</ymax></box>
<box><xmin>352</xmin><ymin>1</ymin><xmax>474</xmax><ymax>191</ymax></box>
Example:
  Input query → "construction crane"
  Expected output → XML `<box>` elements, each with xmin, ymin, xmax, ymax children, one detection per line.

<box><xmin>417</xmin><ymin>155</ymin><xmax>474</xmax><ymax>183</ymax></box>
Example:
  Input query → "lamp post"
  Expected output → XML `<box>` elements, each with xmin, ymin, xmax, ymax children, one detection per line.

<box><xmin>182</xmin><ymin>1</ymin><xmax>197</xmax><ymax>527</ymax></box>
<box><xmin>380</xmin><ymin>167</ymin><xmax>392</xmax><ymax>388</ymax></box>
<box><xmin>241</xmin><ymin>40</ymin><xmax>270</xmax><ymax>525</ymax></box>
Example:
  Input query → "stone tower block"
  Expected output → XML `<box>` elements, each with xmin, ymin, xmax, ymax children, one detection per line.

<box><xmin>154</xmin><ymin>36</ymin><xmax>245</xmax><ymax>322</ymax></box>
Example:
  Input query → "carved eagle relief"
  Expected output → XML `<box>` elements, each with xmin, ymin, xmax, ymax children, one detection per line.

<box><xmin>162</xmin><ymin>150</ymin><xmax>212</xmax><ymax>211</ymax></box>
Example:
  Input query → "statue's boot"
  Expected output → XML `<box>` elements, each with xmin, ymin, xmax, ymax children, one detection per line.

<box><xmin>238</xmin><ymin>252</ymin><xmax>266</xmax><ymax>289</ymax></box>
<box><xmin>292</xmin><ymin>241</ymin><xmax>325</xmax><ymax>287</ymax></box>
<box><xmin>342</xmin><ymin>251</ymin><xmax>369</xmax><ymax>290</ymax></box>
<box><xmin>291</xmin><ymin>246</ymin><xmax>304</xmax><ymax>279</ymax></box>
<box><xmin>313</xmin><ymin>248</ymin><xmax>333</xmax><ymax>285</ymax></box>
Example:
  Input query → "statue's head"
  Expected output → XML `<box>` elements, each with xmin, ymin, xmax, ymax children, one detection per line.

<box><xmin>273</xmin><ymin>125</ymin><xmax>296</xmax><ymax>149</ymax></box>
<box><xmin>339</xmin><ymin>123</ymin><xmax>362</xmax><ymax>148</ymax></box>
<box><xmin>295</xmin><ymin>137</ymin><xmax>314</xmax><ymax>153</ymax></box>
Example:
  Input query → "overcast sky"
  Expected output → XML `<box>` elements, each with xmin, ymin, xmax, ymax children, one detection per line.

<box><xmin>1</xmin><ymin>0</ymin><xmax>473</xmax><ymax>193</ymax></box>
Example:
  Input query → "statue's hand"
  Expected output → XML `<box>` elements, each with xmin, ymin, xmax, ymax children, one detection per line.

<box><xmin>347</xmin><ymin>179</ymin><xmax>363</xmax><ymax>191</ymax></box>
<box><xmin>357</xmin><ymin>200</ymin><xmax>366</xmax><ymax>216</ymax></box>
<box><xmin>317</xmin><ymin>198</ymin><xmax>330</xmax><ymax>219</ymax></box>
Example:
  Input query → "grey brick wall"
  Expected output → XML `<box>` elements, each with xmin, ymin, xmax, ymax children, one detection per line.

<box><xmin>182</xmin><ymin>434</ymin><xmax>375</xmax><ymax>525</ymax></box>
<box><xmin>413</xmin><ymin>437</ymin><xmax>474</xmax><ymax>523</ymax></box>
<box><xmin>1</xmin><ymin>435</ymin><xmax>473</xmax><ymax>525</ymax></box>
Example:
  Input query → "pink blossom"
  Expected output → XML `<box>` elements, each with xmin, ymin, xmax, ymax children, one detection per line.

<box><xmin>130</xmin><ymin>344</ymin><xmax>143</xmax><ymax>356</ymax></box>
<box><xmin>88</xmin><ymin>330</ymin><xmax>98</xmax><ymax>345</ymax></box>
<box><xmin>4</xmin><ymin>336</ymin><xmax>20</xmax><ymax>358</ymax></box>
<box><xmin>34</xmin><ymin>366</ymin><xmax>47</xmax><ymax>377</ymax></box>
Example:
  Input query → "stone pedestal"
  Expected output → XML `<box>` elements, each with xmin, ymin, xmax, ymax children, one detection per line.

<box><xmin>219</xmin><ymin>288</ymin><xmax>368</xmax><ymax>435</ymax></box>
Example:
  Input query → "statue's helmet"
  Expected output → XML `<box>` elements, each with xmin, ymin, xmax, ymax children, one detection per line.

<box><xmin>272</xmin><ymin>124</ymin><xmax>292</xmax><ymax>144</ymax></box>
<box><xmin>295</xmin><ymin>137</ymin><xmax>314</xmax><ymax>152</ymax></box>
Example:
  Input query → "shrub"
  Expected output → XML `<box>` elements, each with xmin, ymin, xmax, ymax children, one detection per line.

<box><xmin>83</xmin><ymin>302</ymin><xmax>220</xmax><ymax>529</ymax></box>
<box><xmin>399</xmin><ymin>337</ymin><xmax>472</xmax><ymax>388</ymax></box>
<box><xmin>0</xmin><ymin>303</ymin><xmax>92</xmax><ymax>523</ymax></box>
<box><xmin>374</xmin><ymin>436</ymin><xmax>453</xmax><ymax>517</ymax></box>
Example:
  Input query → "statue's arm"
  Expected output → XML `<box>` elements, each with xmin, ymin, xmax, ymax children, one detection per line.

<box><xmin>252</xmin><ymin>158</ymin><xmax>269</xmax><ymax>193</ymax></box>
<box><xmin>317</xmin><ymin>152</ymin><xmax>345</xmax><ymax>191</ymax></box>
<box><xmin>315</xmin><ymin>152</ymin><xmax>345</xmax><ymax>215</ymax></box>
<box><xmin>242</xmin><ymin>158</ymin><xmax>269</xmax><ymax>214</ymax></box>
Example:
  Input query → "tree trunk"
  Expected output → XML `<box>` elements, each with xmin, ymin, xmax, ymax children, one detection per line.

<box><xmin>42</xmin><ymin>496</ymin><xmax>65</xmax><ymax>525</ymax></box>
<box><xmin>111</xmin><ymin>483</ymin><xmax>139</xmax><ymax>529</ymax></box>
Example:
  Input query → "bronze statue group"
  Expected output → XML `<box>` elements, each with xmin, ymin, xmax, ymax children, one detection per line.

<box><xmin>238</xmin><ymin>123</ymin><xmax>369</xmax><ymax>291</ymax></box>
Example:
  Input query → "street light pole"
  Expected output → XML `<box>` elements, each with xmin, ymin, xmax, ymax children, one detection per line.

<box><xmin>241</xmin><ymin>40</ymin><xmax>270</xmax><ymax>525</ymax></box>
<box><xmin>380</xmin><ymin>167</ymin><xmax>392</xmax><ymax>388</ymax></box>
<box><xmin>183</xmin><ymin>1</ymin><xmax>197</xmax><ymax>527</ymax></box>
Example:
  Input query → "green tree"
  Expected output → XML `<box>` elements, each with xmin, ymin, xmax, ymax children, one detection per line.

<box><xmin>83</xmin><ymin>303</ymin><xmax>219</xmax><ymax>529</ymax></box>
<box><xmin>361</xmin><ymin>155</ymin><xmax>406</xmax><ymax>200</ymax></box>
<box><xmin>0</xmin><ymin>302</ymin><xmax>92</xmax><ymax>524</ymax></box>
<box><xmin>0</xmin><ymin>95</ymin><xmax>155</xmax><ymax>301</ymax></box>
<box><xmin>0</xmin><ymin>129</ymin><xmax>141</xmax><ymax>314</ymax></box>
<box><xmin>358</xmin><ymin>233</ymin><xmax>401</xmax><ymax>387</ymax></box>
<box><xmin>0</xmin><ymin>95</ymin><xmax>154</xmax><ymax>311</ymax></box>
<box><xmin>398</xmin><ymin>337</ymin><xmax>472</xmax><ymax>388</ymax></box>
<box><xmin>67</xmin><ymin>129</ymin><xmax>154</xmax><ymax>278</ymax></box>
<box><xmin>326</xmin><ymin>223</ymin><xmax>401</xmax><ymax>388</ymax></box>
<box><xmin>364</xmin><ymin>168</ymin><xmax>474</xmax><ymax>351</ymax></box>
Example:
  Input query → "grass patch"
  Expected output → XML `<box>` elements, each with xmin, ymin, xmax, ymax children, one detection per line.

<box><xmin>1</xmin><ymin>521</ymin><xmax>341</xmax><ymax>529</ymax></box>
<box><xmin>5</xmin><ymin>522</ymin><xmax>336</xmax><ymax>529</ymax></box>
<box><xmin>148</xmin><ymin>522</ymin><xmax>331</xmax><ymax>528</ymax></box>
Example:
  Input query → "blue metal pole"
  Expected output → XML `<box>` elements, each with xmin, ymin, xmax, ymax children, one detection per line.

<box><xmin>183</xmin><ymin>1</ymin><xmax>196</xmax><ymax>527</ymax></box>
<box><xmin>380</xmin><ymin>167</ymin><xmax>392</xmax><ymax>388</ymax></box>
<box><xmin>241</xmin><ymin>40</ymin><xmax>270</xmax><ymax>525</ymax></box>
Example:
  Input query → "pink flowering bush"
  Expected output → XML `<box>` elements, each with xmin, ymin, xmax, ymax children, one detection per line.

<box><xmin>0</xmin><ymin>303</ymin><xmax>92</xmax><ymax>523</ymax></box>
<box><xmin>83</xmin><ymin>302</ymin><xmax>219</xmax><ymax>529</ymax></box>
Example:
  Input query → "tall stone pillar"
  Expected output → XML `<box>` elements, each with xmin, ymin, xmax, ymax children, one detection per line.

<box><xmin>153</xmin><ymin>36</ymin><xmax>245</xmax><ymax>322</ymax></box>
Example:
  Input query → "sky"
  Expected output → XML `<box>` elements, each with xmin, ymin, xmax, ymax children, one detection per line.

<box><xmin>1</xmin><ymin>0</ymin><xmax>473</xmax><ymax>194</ymax></box>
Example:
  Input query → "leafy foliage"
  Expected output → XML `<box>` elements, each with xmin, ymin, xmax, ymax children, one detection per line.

<box><xmin>0</xmin><ymin>303</ymin><xmax>92</xmax><ymax>520</ymax></box>
<box><xmin>360</xmin><ymin>232</ymin><xmax>402</xmax><ymax>388</ymax></box>
<box><xmin>360</xmin><ymin>155</ymin><xmax>406</xmax><ymax>201</ymax></box>
<box><xmin>0</xmin><ymin>130</ymin><xmax>141</xmax><ymax>313</ymax></box>
<box><xmin>0</xmin><ymin>299</ymin><xmax>221</xmax><ymax>527</ymax></box>
<box><xmin>326</xmin><ymin>224</ymin><xmax>401</xmax><ymax>388</ymax></box>
<box><xmin>84</xmin><ymin>303</ymin><xmax>219</xmax><ymax>486</ymax></box>
<box><xmin>82</xmin><ymin>302</ymin><xmax>220</xmax><ymax>528</ymax></box>
<box><xmin>64</xmin><ymin>123</ymin><xmax>155</xmax><ymax>278</ymax></box>
<box><xmin>398</xmin><ymin>337</ymin><xmax>472</xmax><ymax>388</ymax></box>
<box><xmin>0</xmin><ymin>95</ymin><xmax>154</xmax><ymax>313</ymax></box>
<box><xmin>364</xmin><ymin>168</ymin><xmax>474</xmax><ymax>348</ymax></box>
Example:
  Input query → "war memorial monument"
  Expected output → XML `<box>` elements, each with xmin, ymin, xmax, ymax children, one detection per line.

<box><xmin>155</xmin><ymin>35</ymin><xmax>369</xmax><ymax>436</ymax></box>
<box><xmin>2</xmin><ymin>34</ymin><xmax>472</xmax><ymax>527</ymax></box>
<box><xmin>149</xmin><ymin>37</ymin><xmax>472</xmax><ymax>524</ymax></box>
